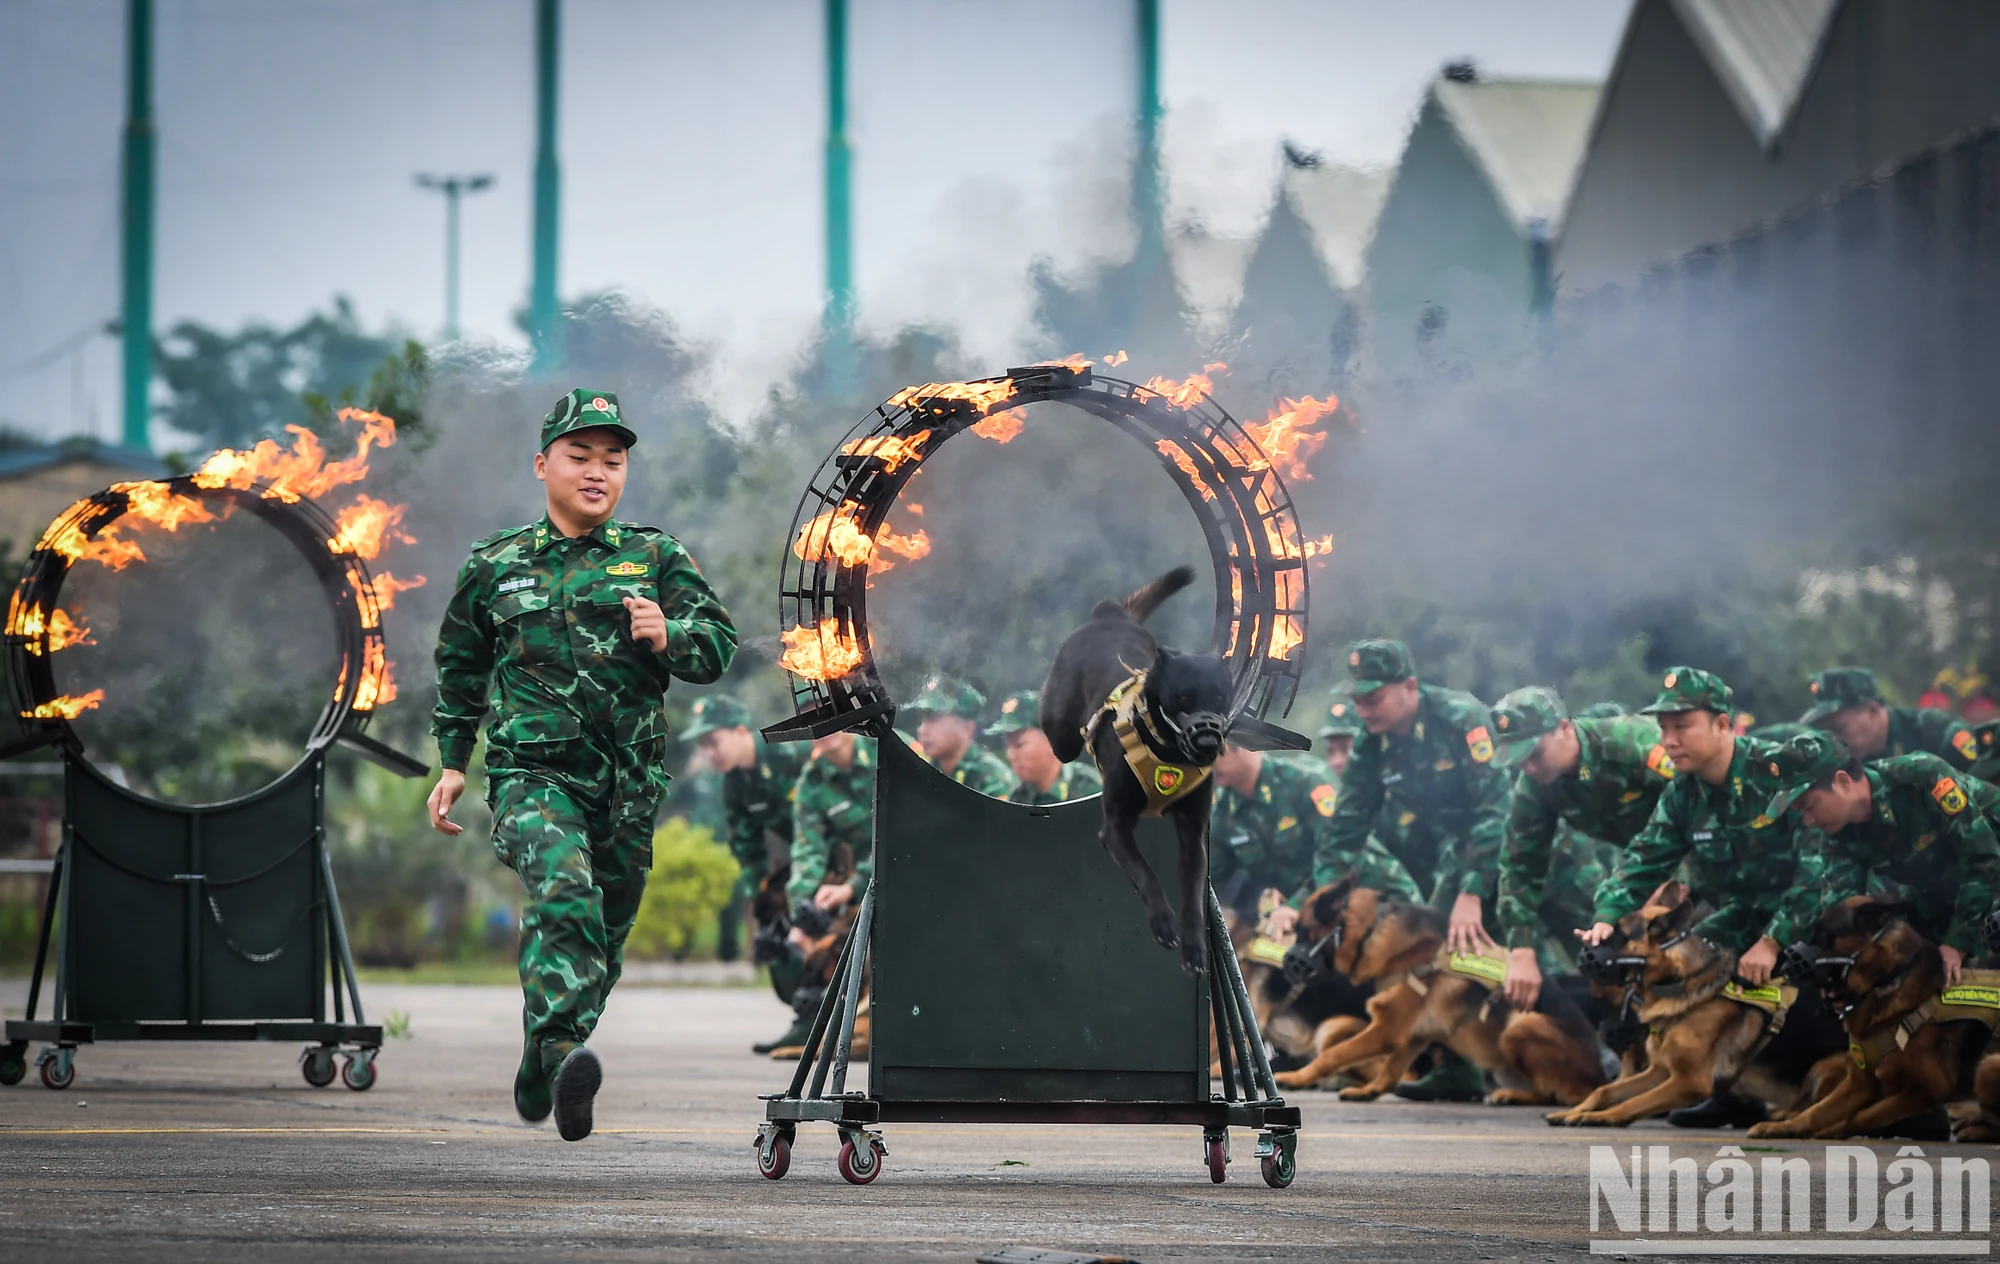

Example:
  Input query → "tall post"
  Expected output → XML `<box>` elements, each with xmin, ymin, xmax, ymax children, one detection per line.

<box><xmin>120</xmin><ymin>0</ymin><xmax>155</xmax><ymax>454</ymax></box>
<box><xmin>416</xmin><ymin>174</ymin><xmax>494</xmax><ymax>342</ymax></box>
<box><xmin>822</xmin><ymin>0</ymin><xmax>854</xmax><ymax>395</ymax></box>
<box><xmin>1132</xmin><ymin>0</ymin><xmax>1163</xmax><ymax>262</ymax></box>
<box><xmin>530</xmin><ymin>0</ymin><xmax>562</xmax><ymax>368</ymax></box>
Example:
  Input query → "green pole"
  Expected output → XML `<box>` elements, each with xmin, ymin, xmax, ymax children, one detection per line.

<box><xmin>445</xmin><ymin>183</ymin><xmax>462</xmax><ymax>341</ymax></box>
<box><xmin>1133</xmin><ymin>0</ymin><xmax>1162</xmax><ymax>258</ymax></box>
<box><xmin>531</xmin><ymin>0</ymin><xmax>562</xmax><ymax>368</ymax></box>
<box><xmin>120</xmin><ymin>0</ymin><xmax>155</xmax><ymax>454</ymax></box>
<box><xmin>823</xmin><ymin>0</ymin><xmax>853</xmax><ymax>330</ymax></box>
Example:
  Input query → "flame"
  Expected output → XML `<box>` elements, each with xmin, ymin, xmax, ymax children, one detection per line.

<box><xmin>1268</xmin><ymin>569</ymin><xmax>1305</xmax><ymax>660</ymax></box>
<box><xmin>114</xmin><ymin>481</ymin><xmax>218</xmax><ymax>532</ymax></box>
<box><xmin>24</xmin><ymin>689</ymin><xmax>104</xmax><ymax>720</ymax></box>
<box><xmin>779</xmin><ymin>622</ymin><xmax>865</xmax><ymax>680</ymax></box>
<box><xmin>1233</xmin><ymin>395</ymin><xmax>1338</xmax><ymax>482</ymax></box>
<box><xmin>348</xmin><ymin>641</ymin><xmax>397</xmax><ymax>711</ymax></box>
<box><xmin>192</xmin><ymin>407</ymin><xmax>398</xmax><ymax>503</ymax></box>
<box><xmin>1103</xmin><ymin>350</ymin><xmax>1129</xmax><ymax>366</ymax></box>
<box><xmin>1156</xmin><ymin>440</ymin><xmax>1218</xmax><ymax>502</ymax></box>
<box><xmin>1037</xmin><ymin>354</ymin><xmax>1094</xmax><ymax>372</ymax></box>
<box><xmin>327</xmin><ymin>494</ymin><xmax>415</xmax><ymax>560</ymax></box>
<box><xmin>1136</xmin><ymin>362</ymin><xmax>1228</xmax><ymax>409</ymax></box>
<box><xmin>971</xmin><ymin>407</ymin><xmax>1024</xmax><ymax>444</ymax></box>
<box><xmin>888</xmin><ymin>379</ymin><xmax>1019</xmax><ymax>413</ymax></box>
<box><xmin>841</xmin><ymin>428</ymin><xmax>932</xmax><ymax>473</ymax></box>
<box><xmin>35</xmin><ymin>486</ymin><xmax>214</xmax><ymax>571</ymax></box>
<box><xmin>367</xmin><ymin>571</ymin><xmax>427</xmax><ymax>612</ymax></box>
<box><xmin>793</xmin><ymin>502</ymin><xmax>930</xmax><ymax>573</ymax></box>
<box><xmin>1303</xmin><ymin>534</ymin><xmax>1334</xmax><ymax>558</ymax></box>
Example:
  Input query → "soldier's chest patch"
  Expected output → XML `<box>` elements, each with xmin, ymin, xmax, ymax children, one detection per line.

<box><xmin>1433</xmin><ymin>758</ymin><xmax>1456</xmax><ymax>772</ymax></box>
<box><xmin>1381</xmin><ymin>773</ymin><xmax>1404</xmax><ymax>786</ymax></box>
<box><xmin>605</xmin><ymin>560</ymin><xmax>648</xmax><ymax>577</ymax></box>
<box><xmin>1275</xmin><ymin>815</ymin><xmax>1297</xmax><ymax>832</ymax></box>
<box><xmin>497</xmin><ymin>577</ymin><xmax>537</xmax><ymax>593</ymax></box>
<box><xmin>1691</xmin><ymin>830</ymin><xmax>1715</xmax><ymax>842</ymax></box>
<box><xmin>1933</xmin><ymin>777</ymin><xmax>1969</xmax><ymax>815</ymax></box>
<box><xmin>1915</xmin><ymin>832</ymin><xmax>1937</xmax><ymax>851</ymax></box>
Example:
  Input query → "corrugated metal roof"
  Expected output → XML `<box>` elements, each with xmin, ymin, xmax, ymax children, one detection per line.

<box><xmin>1432</xmin><ymin>79</ymin><xmax>1603</xmax><ymax>235</ymax></box>
<box><xmin>1671</xmin><ymin>0</ymin><xmax>1839</xmax><ymax>147</ymax></box>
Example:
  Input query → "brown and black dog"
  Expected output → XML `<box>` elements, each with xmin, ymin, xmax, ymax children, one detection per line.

<box><xmin>1547</xmin><ymin>884</ymin><xmax>1847</xmax><ymax>1127</ymax></box>
<box><xmin>1270</xmin><ymin>879</ymin><xmax>1604</xmax><ymax>1105</ymax></box>
<box><xmin>767</xmin><ymin>850</ymin><xmax>870</xmax><ymax>1062</ymax></box>
<box><xmin>1749</xmin><ymin>897</ymin><xmax>2000</xmax><ymax>1141</ymax></box>
<box><xmin>1212</xmin><ymin>906</ymin><xmax>1378</xmax><ymax>1079</ymax></box>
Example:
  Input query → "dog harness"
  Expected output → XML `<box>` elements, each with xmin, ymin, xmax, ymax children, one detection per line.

<box><xmin>1370</xmin><ymin>944</ymin><xmax>1515</xmax><ymax>1020</ymax></box>
<box><xmin>1846</xmin><ymin>968</ymin><xmax>2000</xmax><ymax>1070</ymax></box>
<box><xmin>1086</xmin><ymin>669</ymin><xmax>1213</xmax><ymax>817</ymax></box>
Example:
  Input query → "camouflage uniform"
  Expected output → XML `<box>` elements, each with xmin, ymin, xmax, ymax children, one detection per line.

<box><xmin>1972</xmin><ymin>718</ymin><xmax>2000</xmax><ymax>783</ymax></box>
<box><xmin>788</xmin><ymin>736</ymin><xmax>879</xmax><ymax>905</ymax></box>
<box><xmin>906</xmin><ymin>674</ymin><xmax>1014</xmax><ymax>797</ymax></box>
<box><xmin>1801</xmin><ymin>667</ymin><xmax>1979</xmax><ymax>771</ymax></box>
<box><xmin>984</xmin><ymin>689</ymin><xmax>1102</xmax><ymax>804</ymax></box>
<box><xmin>1764</xmin><ymin>732</ymin><xmax>2000</xmax><ymax>954</ymax></box>
<box><xmin>1490</xmin><ymin>687</ymin><xmax>1676</xmax><ymax>950</ymax></box>
<box><xmin>1214</xmin><ymin>750</ymin><xmax>1421</xmax><ymax>908</ymax></box>
<box><xmin>1591</xmin><ymin>668</ymin><xmax>1820</xmax><ymax>950</ymax></box>
<box><xmin>432</xmin><ymin>389</ymin><xmax>737</xmax><ymax>1074</ymax></box>
<box><xmin>685</xmin><ymin>695</ymin><xmax>802</xmax><ymax>973</ymax></box>
<box><xmin>1312</xmin><ymin>640</ymin><xmax>1509</xmax><ymax>908</ymax></box>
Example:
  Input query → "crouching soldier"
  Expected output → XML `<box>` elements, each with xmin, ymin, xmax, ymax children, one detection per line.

<box><xmin>986</xmin><ymin>690</ymin><xmax>1101</xmax><ymax>804</ymax></box>
<box><xmin>1489</xmin><ymin>686</ymin><xmax>1675</xmax><ymax>1012</ymax></box>
<box><xmin>427</xmin><ymin>389</ymin><xmax>738</xmax><ymax>1140</ymax></box>
<box><xmin>685</xmin><ymin>695</ymin><xmax>807</xmax><ymax>1053</ymax></box>
<box><xmin>775</xmin><ymin>729</ymin><xmax>879</xmax><ymax>1057</ymax></box>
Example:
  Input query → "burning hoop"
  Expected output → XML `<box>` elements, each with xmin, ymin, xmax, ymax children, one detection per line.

<box><xmin>767</xmin><ymin>359</ymin><xmax>1315</xmax><ymax>747</ymax></box>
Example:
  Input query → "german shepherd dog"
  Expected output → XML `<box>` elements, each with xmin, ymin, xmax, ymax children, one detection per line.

<box><xmin>1212</xmin><ymin>903</ymin><xmax>1378</xmax><ymax>1078</ymax></box>
<box><xmin>1546</xmin><ymin>884</ymin><xmax>1847</xmax><ymax>1127</ymax></box>
<box><xmin>1750</xmin><ymin>898</ymin><xmax>1998</xmax><ymax>1141</ymax></box>
<box><xmin>765</xmin><ymin>848</ymin><xmax>869</xmax><ymax>1061</ymax></box>
<box><xmin>1270</xmin><ymin>880</ymin><xmax>1605</xmax><ymax>1105</ymax></box>
<box><xmin>1042</xmin><ymin>565</ymin><xmax>1232</xmax><ymax>975</ymax></box>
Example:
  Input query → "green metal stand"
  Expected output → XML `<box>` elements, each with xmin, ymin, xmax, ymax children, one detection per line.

<box><xmin>1</xmin><ymin>748</ymin><xmax>380</xmax><ymax>1093</ymax></box>
<box><xmin>756</xmin><ymin>736</ymin><xmax>1299</xmax><ymax>1187</ymax></box>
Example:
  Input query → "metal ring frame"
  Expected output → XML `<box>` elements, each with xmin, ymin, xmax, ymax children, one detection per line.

<box><xmin>766</xmin><ymin>360</ymin><xmax>1312</xmax><ymax>742</ymax></box>
<box><xmin>4</xmin><ymin>477</ymin><xmax>390</xmax><ymax>775</ymax></box>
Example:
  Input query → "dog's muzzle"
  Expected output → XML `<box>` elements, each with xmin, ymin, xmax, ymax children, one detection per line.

<box><xmin>790</xmin><ymin>899</ymin><xmax>833</xmax><ymax>939</ymax></box>
<box><xmin>1777</xmin><ymin>941</ymin><xmax>1852</xmax><ymax>993</ymax></box>
<box><xmin>1171</xmin><ymin>710</ymin><xmax>1227</xmax><ymax>762</ymax></box>
<box><xmin>1983</xmin><ymin>907</ymin><xmax>2000</xmax><ymax>955</ymax></box>
<box><xmin>1281</xmin><ymin>936</ymin><xmax>1333</xmax><ymax>988</ymax></box>
<box><xmin>1576</xmin><ymin>942</ymin><xmax>1646</xmax><ymax>984</ymax></box>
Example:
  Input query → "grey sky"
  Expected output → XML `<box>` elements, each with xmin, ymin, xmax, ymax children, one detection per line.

<box><xmin>1</xmin><ymin>0</ymin><xmax>1629</xmax><ymax>442</ymax></box>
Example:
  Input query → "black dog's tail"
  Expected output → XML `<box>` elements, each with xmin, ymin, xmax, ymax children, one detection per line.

<box><xmin>1092</xmin><ymin>565</ymin><xmax>1196</xmax><ymax>623</ymax></box>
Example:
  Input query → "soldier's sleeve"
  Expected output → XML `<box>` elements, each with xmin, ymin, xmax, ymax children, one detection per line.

<box><xmin>1940</xmin><ymin>782</ymin><xmax>2000</xmax><ymax>952</ymax></box>
<box><xmin>1454</xmin><ymin>754</ymin><xmax>1512</xmax><ymax>902</ymax></box>
<box><xmin>720</xmin><ymin>776</ymin><xmax>766</xmax><ymax>872</ymax></box>
<box><xmin>1761</xmin><ymin>831</ymin><xmax>1858</xmax><ymax>947</ymax></box>
<box><xmin>1495</xmin><ymin>776</ymin><xmax>1561</xmax><ymax>949</ymax></box>
<box><xmin>430</xmin><ymin>550</ymin><xmax>494</xmax><ymax>771</ymax></box>
<box><xmin>1706</xmin><ymin>819</ymin><xmax>1813</xmax><ymax>949</ymax></box>
<box><xmin>787</xmin><ymin>774</ymin><xmax>829</xmax><ymax>905</ymax></box>
<box><xmin>1594</xmin><ymin>787</ymin><xmax>1687</xmax><ymax>926</ymax></box>
<box><xmin>650</xmin><ymin>538</ymin><xmax>738</xmax><ymax>685</ymax></box>
<box><xmin>1310</xmin><ymin>736</ymin><xmax>1385</xmax><ymax>895</ymax></box>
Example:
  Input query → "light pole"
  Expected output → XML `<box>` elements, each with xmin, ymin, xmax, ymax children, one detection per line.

<box><xmin>414</xmin><ymin>173</ymin><xmax>494</xmax><ymax>341</ymax></box>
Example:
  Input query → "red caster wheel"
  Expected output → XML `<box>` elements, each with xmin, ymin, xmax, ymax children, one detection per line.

<box><xmin>1261</xmin><ymin>1151</ymin><xmax>1295</xmax><ymax>1188</ymax></box>
<box><xmin>301</xmin><ymin>1049</ymin><xmax>337</xmax><ymax>1088</ymax></box>
<box><xmin>1206</xmin><ymin>1136</ymin><xmax>1228</xmax><ymax>1184</ymax></box>
<box><xmin>340</xmin><ymin>1054</ymin><xmax>376</xmax><ymax>1091</ymax></box>
<box><xmin>40</xmin><ymin>1052</ymin><xmax>75</xmax><ymax>1091</ymax></box>
<box><xmin>837</xmin><ymin>1138</ymin><xmax>883</xmax><ymax>1185</ymax></box>
<box><xmin>756</xmin><ymin>1133</ymin><xmax>791</xmax><ymax>1180</ymax></box>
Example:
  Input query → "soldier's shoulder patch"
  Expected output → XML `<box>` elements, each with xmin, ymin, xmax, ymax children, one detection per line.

<box><xmin>1466</xmin><ymin>725</ymin><xmax>1494</xmax><ymax>764</ymax></box>
<box><xmin>1953</xmin><ymin>728</ymin><xmax>1979</xmax><ymax>760</ymax></box>
<box><xmin>1932</xmin><ymin>776</ymin><xmax>1968</xmax><ymax>815</ymax></box>
<box><xmin>1310</xmin><ymin>783</ymin><xmax>1338</xmax><ymax>817</ymax></box>
<box><xmin>605</xmin><ymin>560</ymin><xmax>648</xmax><ymax>576</ymax></box>
<box><xmin>1645</xmin><ymin>744</ymin><xmax>1675</xmax><ymax>778</ymax></box>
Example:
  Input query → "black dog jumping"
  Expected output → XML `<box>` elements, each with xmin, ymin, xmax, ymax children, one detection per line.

<box><xmin>1041</xmin><ymin>565</ymin><xmax>1233</xmax><ymax>975</ymax></box>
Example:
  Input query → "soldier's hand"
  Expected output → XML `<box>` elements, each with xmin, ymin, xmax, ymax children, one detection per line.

<box><xmin>813</xmin><ymin>882</ymin><xmax>855</xmax><ymax>911</ymax></box>
<box><xmin>427</xmin><ymin>769</ymin><xmax>466</xmax><ymax>836</ymax></box>
<box><xmin>623</xmin><ymin>595</ymin><xmax>669</xmax><ymax>651</ymax></box>
<box><xmin>1941</xmin><ymin>943</ymin><xmax>1964</xmax><ymax>987</ymax></box>
<box><xmin>1447</xmin><ymin>892</ymin><xmax>1494</xmax><ymax>953</ymax></box>
<box><xmin>1504</xmin><ymin>947</ymin><xmax>1542</xmax><ymax>1011</ymax></box>
<box><xmin>1576</xmin><ymin>921</ymin><xmax>1615</xmax><ymax>947</ymax></box>
<box><xmin>1737</xmin><ymin>936</ymin><xmax>1780</xmax><ymax>985</ymax></box>
<box><xmin>1265</xmin><ymin>905</ymin><xmax>1299</xmax><ymax>936</ymax></box>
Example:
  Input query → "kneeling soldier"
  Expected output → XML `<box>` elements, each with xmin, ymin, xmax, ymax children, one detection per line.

<box><xmin>986</xmin><ymin>690</ymin><xmax>1101</xmax><ymax>804</ymax></box>
<box><xmin>1801</xmin><ymin>667</ymin><xmax>1978</xmax><ymax>771</ymax></box>
<box><xmin>428</xmin><ymin>389</ymin><xmax>737</xmax><ymax>1140</ymax></box>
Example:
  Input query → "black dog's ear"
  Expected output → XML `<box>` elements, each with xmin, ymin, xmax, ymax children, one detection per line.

<box><xmin>1651</xmin><ymin>895</ymin><xmax>1699</xmax><ymax>942</ymax></box>
<box><xmin>1310</xmin><ymin>875</ymin><xmax>1355</xmax><ymax>927</ymax></box>
<box><xmin>1855</xmin><ymin>900</ymin><xmax>1919</xmax><ymax>938</ymax></box>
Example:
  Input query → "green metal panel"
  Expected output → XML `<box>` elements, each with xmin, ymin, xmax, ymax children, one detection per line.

<box><xmin>869</xmin><ymin>737</ymin><xmax>1207</xmax><ymax>1103</ymax></box>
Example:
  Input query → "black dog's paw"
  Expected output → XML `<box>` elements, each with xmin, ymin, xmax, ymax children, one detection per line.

<box><xmin>1149</xmin><ymin>909</ymin><xmax>1181</xmax><ymax>951</ymax></box>
<box><xmin>1180</xmin><ymin>937</ymin><xmax>1209</xmax><ymax>976</ymax></box>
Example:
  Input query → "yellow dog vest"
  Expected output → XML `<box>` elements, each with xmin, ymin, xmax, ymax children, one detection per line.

<box><xmin>1849</xmin><ymin>968</ymin><xmax>2000</xmax><ymax>1070</ymax></box>
<box><xmin>1086</xmin><ymin>670</ymin><xmax>1213</xmax><ymax>817</ymax></box>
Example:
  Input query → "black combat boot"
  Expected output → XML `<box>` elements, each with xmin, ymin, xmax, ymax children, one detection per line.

<box><xmin>551</xmin><ymin>1045</ymin><xmax>602</xmax><ymax>1142</ymax></box>
<box><xmin>513</xmin><ymin>1043</ymin><xmax>551</xmax><ymax>1123</ymax></box>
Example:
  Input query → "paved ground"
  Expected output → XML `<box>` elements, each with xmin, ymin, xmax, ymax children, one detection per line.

<box><xmin>0</xmin><ymin>980</ymin><xmax>1992</xmax><ymax>1262</ymax></box>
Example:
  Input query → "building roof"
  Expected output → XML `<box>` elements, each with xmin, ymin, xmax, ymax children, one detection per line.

<box><xmin>1432</xmin><ymin>78</ymin><xmax>1603</xmax><ymax>235</ymax></box>
<box><xmin>1670</xmin><ymin>0</ymin><xmax>1839</xmax><ymax>148</ymax></box>
<box><xmin>1279</xmin><ymin>160</ymin><xmax>1391</xmax><ymax>291</ymax></box>
<box><xmin>0</xmin><ymin>438</ymin><xmax>168</xmax><ymax>482</ymax></box>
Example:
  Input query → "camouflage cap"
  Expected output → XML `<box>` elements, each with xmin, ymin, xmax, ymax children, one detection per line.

<box><xmin>1799</xmin><ymin>667</ymin><xmax>1884</xmax><ymax>725</ymax></box>
<box><xmin>1340</xmin><ymin>639</ymin><xmax>1415</xmax><ymax>695</ymax></box>
<box><xmin>1575</xmin><ymin>701</ymin><xmax>1629</xmax><ymax>720</ymax></box>
<box><xmin>683</xmin><ymin>694</ymin><xmax>751</xmax><ymax>740</ymax></box>
<box><xmin>1489</xmin><ymin>686</ymin><xmax>1568</xmax><ymax>767</ymax></box>
<box><xmin>1639</xmin><ymin>666</ymin><xmax>1733</xmax><ymax>716</ymax></box>
<box><xmin>1748</xmin><ymin>720</ymin><xmax>1814</xmax><ymax>746</ymax></box>
<box><xmin>540</xmin><ymin>388</ymin><xmax>637</xmax><ymax>452</ymax></box>
<box><xmin>1763</xmin><ymin>729</ymin><xmax>1852</xmax><ymax>819</ymax></box>
<box><xmin>1319</xmin><ymin>696</ymin><xmax>1364</xmax><ymax>739</ymax></box>
<box><xmin>907</xmin><ymin>674</ymin><xmax>985</xmax><ymax>720</ymax></box>
<box><xmin>984</xmin><ymin>689</ymin><xmax>1041</xmax><ymax>736</ymax></box>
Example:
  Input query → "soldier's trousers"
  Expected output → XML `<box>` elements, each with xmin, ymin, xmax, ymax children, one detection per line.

<box><xmin>489</xmin><ymin>774</ymin><xmax>653</xmax><ymax>1070</ymax></box>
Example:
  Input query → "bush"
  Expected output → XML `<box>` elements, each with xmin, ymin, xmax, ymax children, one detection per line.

<box><xmin>626</xmin><ymin>818</ymin><xmax>740</xmax><ymax>962</ymax></box>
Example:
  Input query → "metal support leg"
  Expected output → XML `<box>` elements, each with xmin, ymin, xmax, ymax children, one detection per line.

<box><xmin>22</xmin><ymin>845</ymin><xmax>62</xmax><ymax>1022</ymax></box>
<box><xmin>1208</xmin><ymin>890</ymin><xmax>1280</xmax><ymax>1100</ymax></box>
<box><xmin>784</xmin><ymin>912</ymin><xmax>861</xmax><ymax>1100</ymax></box>
<box><xmin>318</xmin><ymin>839</ymin><xmax>367</xmax><ymax>1027</ymax></box>
<box><xmin>827</xmin><ymin>881</ymin><xmax>875</xmax><ymax>1096</ymax></box>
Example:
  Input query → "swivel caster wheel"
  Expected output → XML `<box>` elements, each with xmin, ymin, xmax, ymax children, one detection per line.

<box><xmin>340</xmin><ymin>1051</ymin><xmax>377</xmax><ymax>1091</ymax></box>
<box><xmin>1205</xmin><ymin>1134</ymin><xmax>1228</xmax><ymax>1184</ymax></box>
<box><xmin>754</xmin><ymin>1129</ymin><xmax>792</xmax><ymax>1180</ymax></box>
<box><xmin>1256</xmin><ymin>1130</ymin><xmax>1296</xmax><ymax>1189</ymax></box>
<box><xmin>0</xmin><ymin>1042</ymin><xmax>27</xmax><ymax>1086</ymax></box>
<box><xmin>837</xmin><ymin>1131</ymin><xmax>885</xmax><ymax>1185</ymax></box>
<box><xmin>301</xmin><ymin>1047</ymin><xmax>337</xmax><ymax>1088</ymax></box>
<box><xmin>38</xmin><ymin>1046</ymin><xmax>75</xmax><ymax>1091</ymax></box>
